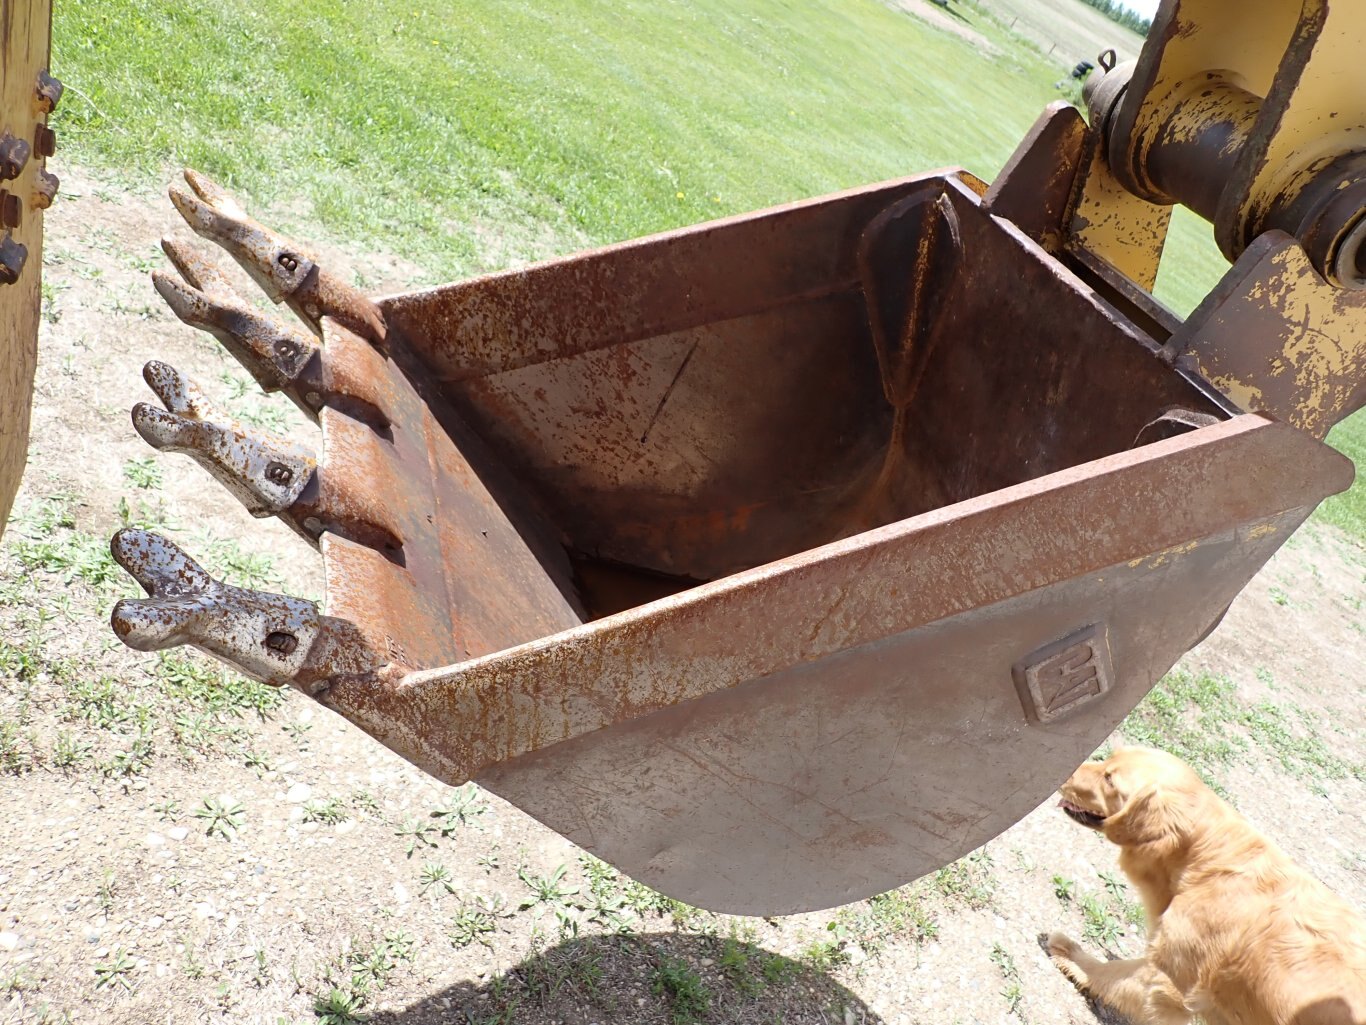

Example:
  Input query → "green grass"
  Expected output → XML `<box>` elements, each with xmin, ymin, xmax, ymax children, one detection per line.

<box><xmin>55</xmin><ymin>0</ymin><xmax>1067</xmax><ymax>282</ymax></box>
<box><xmin>1320</xmin><ymin>413</ymin><xmax>1366</xmax><ymax>540</ymax></box>
<box><xmin>1120</xmin><ymin>668</ymin><xmax>1366</xmax><ymax>792</ymax></box>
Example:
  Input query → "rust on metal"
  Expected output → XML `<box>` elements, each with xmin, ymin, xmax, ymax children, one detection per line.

<box><xmin>0</xmin><ymin>191</ymin><xmax>19</xmax><ymax>230</ymax></box>
<box><xmin>169</xmin><ymin>170</ymin><xmax>387</xmax><ymax>345</ymax></box>
<box><xmin>0</xmin><ymin>132</ymin><xmax>30</xmax><ymax>181</ymax></box>
<box><xmin>32</xmin><ymin>123</ymin><xmax>54</xmax><ymax>158</ymax></box>
<box><xmin>155</xmin><ymin>238</ymin><xmax>322</xmax><ymax>396</ymax></box>
<box><xmin>30</xmin><ymin>168</ymin><xmax>56</xmax><ymax>210</ymax></box>
<box><xmin>34</xmin><ymin>69</ymin><xmax>61</xmax><ymax>113</ymax></box>
<box><xmin>432</xmin><ymin>177</ymin><xmax>1216</xmax><ymax>582</ymax></box>
<box><xmin>133</xmin><ymin>360</ymin><xmax>318</xmax><ymax>516</ymax></box>
<box><xmin>1094</xmin><ymin>0</ymin><xmax>1366</xmax><ymax>286</ymax></box>
<box><xmin>983</xmin><ymin>101</ymin><xmax>1088</xmax><ymax>250</ymax></box>
<box><xmin>0</xmin><ymin>234</ymin><xmax>27</xmax><ymax>284</ymax></box>
<box><xmin>109</xmin><ymin>529</ymin><xmax>384</xmax><ymax>693</ymax></box>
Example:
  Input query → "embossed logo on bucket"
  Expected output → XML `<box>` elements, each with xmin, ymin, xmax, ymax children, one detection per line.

<box><xmin>1013</xmin><ymin>625</ymin><xmax>1113</xmax><ymax>724</ymax></box>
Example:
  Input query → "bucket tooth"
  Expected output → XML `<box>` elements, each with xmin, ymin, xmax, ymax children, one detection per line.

<box><xmin>134</xmin><ymin>360</ymin><xmax>317</xmax><ymax>518</ymax></box>
<box><xmin>170</xmin><ymin>169</ymin><xmax>386</xmax><ymax>347</ymax></box>
<box><xmin>152</xmin><ymin>264</ymin><xmax>320</xmax><ymax>397</ymax></box>
<box><xmin>109</xmin><ymin>529</ymin><xmax>381</xmax><ymax>693</ymax></box>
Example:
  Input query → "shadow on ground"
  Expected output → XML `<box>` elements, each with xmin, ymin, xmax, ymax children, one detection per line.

<box><xmin>366</xmin><ymin>932</ymin><xmax>884</xmax><ymax>1024</ymax></box>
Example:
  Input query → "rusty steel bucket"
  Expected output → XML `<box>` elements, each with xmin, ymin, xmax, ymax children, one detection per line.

<box><xmin>108</xmin><ymin>155</ymin><xmax>1353</xmax><ymax>914</ymax></box>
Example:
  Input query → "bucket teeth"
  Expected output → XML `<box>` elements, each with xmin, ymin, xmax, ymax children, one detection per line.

<box><xmin>152</xmin><ymin>264</ymin><xmax>320</xmax><ymax>396</ymax></box>
<box><xmin>133</xmin><ymin>361</ymin><xmax>317</xmax><ymax>517</ymax></box>
<box><xmin>109</xmin><ymin>529</ymin><xmax>380</xmax><ymax>693</ymax></box>
<box><xmin>169</xmin><ymin>169</ymin><xmax>387</xmax><ymax>347</ymax></box>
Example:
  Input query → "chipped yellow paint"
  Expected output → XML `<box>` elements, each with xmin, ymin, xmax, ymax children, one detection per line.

<box><xmin>1177</xmin><ymin>236</ymin><xmax>1366</xmax><ymax>438</ymax></box>
<box><xmin>1234</xmin><ymin>1</ymin><xmax>1366</xmax><ymax>260</ymax></box>
<box><xmin>1068</xmin><ymin>142</ymin><xmax>1171</xmax><ymax>290</ymax></box>
<box><xmin>1246</xmin><ymin>521</ymin><xmax>1280</xmax><ymax>540</ymax></box>
<box><xmin>1130</xmin><ymin>538</ymin><xmax>1202</xmax><ymax>570</ymax></box>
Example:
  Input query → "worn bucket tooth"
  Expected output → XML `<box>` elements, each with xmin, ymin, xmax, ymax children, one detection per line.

<box><xmin>160</xmin><ymin>236</ymin><xmax>246</xmax><ymax>303</ymax></box>
<box><xmin>152</xmin><ymin>266</ymin><xmax>321</xmax><ymax>397</ymax></box>
<box><xmin>109</xmin><ymin>529</ymin><xmax>381</xmax><ymax>693</ymax></box>
<box><xmin>169</xmin><ymin>169</ymin><xmax>387</xmax><ymax>347</ymax></box>
<box><xmin>134</xmin><ymin>360</ymin><xmax>317</xmax><ymax>518</ymax></box>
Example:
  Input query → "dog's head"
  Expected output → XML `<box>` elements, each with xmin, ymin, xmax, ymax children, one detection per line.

<box><xmin>1058</xmin><ymin>746</ymin><xmax>1208</xmax><ymax>848</ymax></box>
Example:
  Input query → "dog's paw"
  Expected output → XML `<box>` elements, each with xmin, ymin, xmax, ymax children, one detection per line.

<box><xmin>1044</xmin><ymin>932</ymin><xmax>1091</xmax><ymax>989</ymax></box>
<box><xmin>1046</xmin><ymin>931</ymin><xmax>1079</xmax><ymax>959</ymax></box>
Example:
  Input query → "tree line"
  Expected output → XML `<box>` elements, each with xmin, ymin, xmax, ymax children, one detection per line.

<box><xmin>1076</xmin><ymin>0</ymin><xmax>1152</xmax><ymax>36</ymax></box>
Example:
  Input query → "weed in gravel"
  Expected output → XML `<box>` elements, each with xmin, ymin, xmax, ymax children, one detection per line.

<box><xmin>518</xmin><ymin>863</ymin><xmax>583</xmax><ymax>937</ymax></box>
<box><xmin>1099</xmin><ymin>871</ymin><xmax>1145</xmax><ymax>926</ymax></box>
<box><xmin>576</xmin><ymin>855</ymin><xmax>634</xmax><ymax>934</ymax></box>
<box><xmin>93</xmin><ymin>948</ymin><xmax>136</xmax><ymax>991</ymax></box>
<box><xmin>1120</xmin><ymin>670</ymin><xmax>1242</xmax><ymax>787</ymax></box>
<box><xmin>0</xmin><ymin>722</ymin><xmax>36</xmax><ymax>774</ymax></box>
<box><xmin>191</xmin><ymin>536</ymin><xmax>281</xmax><ymax>590</ymax></box>
<box><xmin>518</xmin><ymin>863</ymin><xmax>580</xmax><ymax>911</ymax></box>
<box><xmin>990</xmin><ymin>942</ymin><xmax>1025</xmax><ymax>1018</ymax></box>
<box><xmin>282</xmin><ymin>719</ymin><xmax>314</xmax><ymax>746</ymax></box>
<box><xmin>395</xmin><ymin>817</ymin><xmax>438</xmax><ymax>857</ymax></box>
<box><xmin>102</xmin><ymin>729</ymin><xmax>154</xmax><ymax>779</ymax></box>
<box><xmin>50</xmin><ymin>730</ymin><xmax>91</xmax><ymax>769</ymax></box>
<box><xmin>932</xmin><ymin>848</ymin><xmax>996</xmax><ymax>909</ymax></box>
<box><xmin>66</xmin><ymin>675</ymin><xmax>137</xmax><ymax>731</ymax></box>
<box><xmin>40</xmin><ymin>279</ymin><xmax>67</xmax><ymax>323</ymax></box>
<box><xmin>802</xmin><ymin>936</ymin><xmax>850</xmax><ymax>971</ymax></box>
<box><xmin>153</xmin><ymin>799</ymin><xmax>180</xmax><ymax>820</ymax></box>
<box><xmin>116</xmin><ymin>496</ymin><xmax>176</xmax><ymax>532</ymax></box>
<box><xmin>344</xmin><ymin>930</ymin><xmax>415</xmax><ymax>997</ymax></box>
<box><xmin>314</xmin><ymin>987</ymin><xmax>367</xmax><ymax>1024</ymax></box>
<box><xmin>430</xmin><ymin>783</ymin><xmax>487</xmax><ymax>835</ymax></box>
<box><xmin>1080</xmin><ymin>892</ymin><xmax>1123</xmax><ymax>951</ymax></box>
<box><xmin>194</xmin><ymin>796</ymin><xmax>245</xmax><ymax>840</ymax></box>
<box><xmin>827</xmin><ymin>882</ymin><xmax>939</xmax><ymax>960</ymax></box>
<box><xmin>96</xmin><ymin>871</ymin><xmax>117</xmax><ymax>913</ymax></box>
<box><xmin>419</xmin><ymin>861</ymin><xmax>457</xmax><ymax>896</ymax></box>
<box><xmin>155</xmin><ymin>651</ymin><xmax>282</xmax><ymax>721</ymax></box>
<box><xmin>717</xmin><ymin>933</ymin><xmax>762</xmax><ymax>996</ymax></box>
<box><xmin>9</xmin><ymin>496</ymin><xmax>123</xmax><ymax>589</ymax></box>
<box><xmin>1051</xmin><ymin>874</ymin><xmax>1075</xmax><ymax>904</ymax></box>
<box><xmin>122</xmin><ymin>457</ymin><xmax>164</xmax><ymax>490</ymax></box>
<box><xmin>651</xmin><ymin>953</ymin><xmax>712</xmax><ymax>1024</ymax></box>
<box><xmin>303</xmin><ymin>798</ymin><xmax>350</xmax><ymax>826</ymax></box>
<box><xmin>350</xmin><ymin>790</ymin><xmax>381</xmax><ymax>817</ymax></box>
<box><xmin>245</xmin><ymin>750</ymin><xmax>273</xmax><ymax>774</ymax></box>
<box><xmin>1239</xmin><ymin>701</ymin><xmax>1364</xmax><ymax>784</ymax></box>
<box><xmin>621</xmin><ymin>878</ymin><xmax>706</xmax><ymax>929</ymax></box>
<box><xmin>449</xmin><ymin>895</ymin><xmax>505</xmax><ymax>949</ymax></box>
<box><xmin>181</xmin><ymin>944</ymin><xmax>205</xmax><ymax>979</ymax></box>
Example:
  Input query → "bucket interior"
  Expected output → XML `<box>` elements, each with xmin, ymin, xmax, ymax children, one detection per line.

<box><xmin>384</xmin><ymin>183</ymin><xmax>1223</xmax><ymax>619</ymax></box>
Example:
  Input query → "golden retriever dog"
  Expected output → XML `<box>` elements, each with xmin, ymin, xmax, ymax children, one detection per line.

<box><xmin>1047</xmin><ymin>746</ymin><xmax>1366</xmax><ymax>1025</ymax></box>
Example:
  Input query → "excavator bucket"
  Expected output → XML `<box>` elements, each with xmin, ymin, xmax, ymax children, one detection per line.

<box><xmin>107</xmin><ymin>150</ymin><xmax>1356</xmax><ymax>913</ymax></box>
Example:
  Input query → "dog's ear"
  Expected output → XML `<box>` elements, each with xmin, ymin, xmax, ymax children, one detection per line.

<box><xmin>1103</xmin><ymin>783</ymin><xmax>1190</xmax><ymax>847</ymax></box>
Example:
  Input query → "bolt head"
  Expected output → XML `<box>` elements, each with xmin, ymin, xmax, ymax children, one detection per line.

<box><xmin>264</xmin><ymin>631</ymin><xmax>299</xmax><ymax>656</ymax></box>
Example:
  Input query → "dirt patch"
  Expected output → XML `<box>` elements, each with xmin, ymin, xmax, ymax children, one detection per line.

<box><xmin>891</xmin><ymin>0</ymin><xmax>1000</xmax><ymax>56</ymax></box>
<box><xmin>0</xmin><ymin>168</ymin><xmax>1362</xmax><ymax>1025</ymax></box>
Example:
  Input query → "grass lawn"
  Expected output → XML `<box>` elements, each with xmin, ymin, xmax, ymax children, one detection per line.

<box><xmin>52</xmin><ymin>0</ymin><xmax>1363</xmax><ymax>539</ymax></box>
<box><xmin>55</xmin><ymin>0</ymin><xmax>1073</xmax><ymax>280</ymax></box>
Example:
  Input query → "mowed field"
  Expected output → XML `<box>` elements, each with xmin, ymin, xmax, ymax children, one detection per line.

<box><xmin>0</xmin><ymin>0</ymin><xmax>1362</xmax><ymax>1023</ymax></box>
